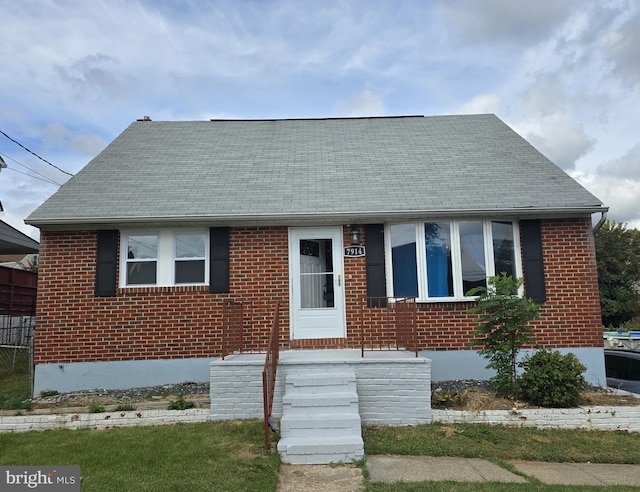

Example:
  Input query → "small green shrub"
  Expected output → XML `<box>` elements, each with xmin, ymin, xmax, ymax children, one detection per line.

<box><xmin>519</xmin><ymin>349</ymin><xmax>587</xmax><ymax>407</ymax></box>
<box><xmin>39</xmin><ymin>389</ymin><xmax>60</xmax><ymax>397</ymax></box>
<box><xmin>89</xmin><ymin>404</ymin><xmax>106</xmax><ymax>413</ymax></box>
<box><xmin>468</xmin><ymin>274</ymin><xmax>540</xmax><ymax>399</ymax></box>
<box><xmin>167</xmin><ymin>396</ymin><xmax>195</xmax><ymax>410</ymax></box>
<box><xmin>115</xmin><ymin>404</ymin><xmax>136</xmax><ymax>412</ymax></box>
<box><xmin>0</xmin><ymin>393</ymin><xmax>32</xmax><ymax>410</ymax></box>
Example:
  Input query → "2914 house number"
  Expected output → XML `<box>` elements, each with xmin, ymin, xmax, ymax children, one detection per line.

<box><xmin>344</xmin><ymin>246</ymin><xmax>366</xmax><ymax>257</ymax></box>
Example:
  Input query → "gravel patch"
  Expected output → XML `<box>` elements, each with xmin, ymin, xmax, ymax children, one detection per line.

<box><xmin>33</xmin><ymin>382</ymin><xmax>210</xmax><ymax>407</ymax></box>
<box><xmin>431</xmin><ymin>380</ymin><xmax>492</xmax><ymax>393</ymax></box>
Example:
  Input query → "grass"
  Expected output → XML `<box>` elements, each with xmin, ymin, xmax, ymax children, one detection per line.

<box><xmin>0</xmin><ymin>421</ymin><xmax>280</xmax><ymax>492</ymax></box>
<box><xmin>0</xmin><ymin>347</ymin><xmax>32</xmax><ymax>410</ymax></box>
<box><xmin>2</xmin><ymin>421</ymin><xmax>640</xmax><ymax>491</ymax></box>
<box><xmin>363</xmin><ymin>423</ymin><xmax>640</xmax><ymax>490</ymax></box>
<box><xmin>363</xmin><ymin>422</ymin><xmax>640</xmax><ymax>464</ymax></box>
<box><xmin>366</xmin><ymin>483</ymin><xmax>640</xmax><ymax>491</ymax></box>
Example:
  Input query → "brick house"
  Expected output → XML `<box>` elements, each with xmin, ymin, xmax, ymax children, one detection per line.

<box><xmin>26</xmin><ymin>115</ymin><xmax>607</xmax><ymax>395</ymax></box>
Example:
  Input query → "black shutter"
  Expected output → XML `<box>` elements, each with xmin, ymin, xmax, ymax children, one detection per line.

<box><xmin>520</xmin><ymin>220</ymin><xmax>546</xmax><ymax>302</ymax></box>
<box><xmin>365</xmin><ymin>224</ymin><xmax>387</xmax><ymax>307</ymax></box>
<box><xmin>95</xmin><ymin>230</ymin><xmax>118</xmax><ymax>297</ymax></box>
<box><xmin>210</xmin><ymin>227</ymin><xmax>230</xmax><ymax>293</ymax></box>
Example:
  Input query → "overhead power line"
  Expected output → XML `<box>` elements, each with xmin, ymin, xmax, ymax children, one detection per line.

<box><xmin>0</xmin><ymin>129</ymin><xmax>74</xmax><ymax>177</ymax></box>
<box><xmin>4</xmin><ymin>166</ymin><xmax>63</xmax><ymax>186</ymax></box>
<box><xmin>0</xmin><ymin>151</ymin><xmax>63</xmax><ymax>186</ymax></box>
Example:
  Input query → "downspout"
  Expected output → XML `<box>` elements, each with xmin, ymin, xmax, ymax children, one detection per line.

<box><xmin>593</xmin><ymin>211</ymin><xmax>608</xmax><ymax>234</ymax></box>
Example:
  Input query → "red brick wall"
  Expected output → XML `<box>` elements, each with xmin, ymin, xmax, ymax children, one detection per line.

<box><xmin>34</xmin><ymin>219</ymin><xmax>602</xmax><ymax>364</ymax></box>
<box><xmin>35</xmin><ymin>227</ymin><xmax>291</xmax><ymax>364</ymax></box>
<box><xmin>353</xmin><ymin>217</ymin><xmax>602</xmax><ymax>351</ymax></box>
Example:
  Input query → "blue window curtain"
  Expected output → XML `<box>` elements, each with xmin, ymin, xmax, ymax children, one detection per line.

<box><xmin>390</xmin><ymin>224</ymin><xmax>418</xmax><ymax>297</ymax></box>
<box><xmin>425</xmin><ymin>221</ymin><xmax>453</xmax><ymax>297</ymax></box>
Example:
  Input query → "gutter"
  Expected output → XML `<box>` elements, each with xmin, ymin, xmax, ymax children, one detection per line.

<box><xmin>593</xmin><ymin>211</ymin><xmax>608</xmax><ymax>234</ymax></box>
<box><xmin>26</xmin><ymin>206</ymin><xmax>609</xmax><ymax>229</ymax></box>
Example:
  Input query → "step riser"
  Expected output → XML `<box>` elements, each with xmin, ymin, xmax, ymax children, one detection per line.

<box><xmin>277</xmin><ymin>453</ymin><xmax>364</xmax><ymax>465</ymax></box>
<box><xmin>283</xmin><ymin>398</ymin><xmax>359</xmax><ymax>408</ymax></box>
<box><xmin>279</xmin><ymin>369</ymin><xmax>364</xmax><ymax>464</ymax></box>
<box><xmin>287</xmin><ymin>375</ymin><xmax>356</xmax><ymax>387</ymax></box>
<box><xmin>281</xmin><ymin>422</ymin><xmax>361</xmax><ymax>436</ymax></box>
<box><xmin>277</xmin><ymin>439</ymin><xmax>364</xmax><ymax>458</ymax></box>
<box><xmin>280</xmin><ymin>427</ymin><xmax>361</xmax><ymax>439</ymax></box>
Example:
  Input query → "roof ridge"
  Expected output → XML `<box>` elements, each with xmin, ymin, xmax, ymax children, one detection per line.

<box><xmin>208</xmin><ymin>115</ymin><xmax>424</xmax><ymax>122</ymax></box>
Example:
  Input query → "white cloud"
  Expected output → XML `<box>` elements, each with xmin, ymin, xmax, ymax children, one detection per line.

<box><xmin>337</xmin><ymin>89</ymin><xmax>386</xmax><ymax>117</ymax></box>
<box><xmin>575</xmin><ymin>171</ymin><xmax>640</xmax><ymax>229</ymax></box>
<box><xmin>601</xmin><ymin>6</ymin><xmax>640</xmax><ymax>87</ymax></box>
<box><xmin>454</xmin><ymin>94</ymin><xmax>503</xmax><ymax>115</ymax></box>
<box><xmin>598</xmin><ymin>143</ymin><xmax>640</xmax><ymax>181</ymax></box>
<box><xmin>42</xmin><ymin>124</ymin><xmax>107</xmax><ymax>156</ymax></box>
<box><xmin>518</xmin><ymin>112</ymin><xmax>594</xmax><ymax>170</ymax></box>
<box><xmin>436</xmin><ymin>0</ymin><xmax>577</xmax><ymax>47</ymax></box>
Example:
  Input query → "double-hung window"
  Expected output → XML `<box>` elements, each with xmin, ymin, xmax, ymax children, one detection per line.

<box><xmin>126</xmin><ymin>234</ymin><xmax>158</xmax><ymax>285</ymax></box>
<box><xmin>121</xmin><ymin>230</ymin><xmax>208</xmax><ymax>287</ymax></box>
<box><xmin>174</xmin><ymin>233</ymin><xmax>206</xmax><ymax>284</ymax></box>
<box><xmin>387</xmin><ymin>219</ymin><xmax>520</xmax><ymax>301</ymax></box>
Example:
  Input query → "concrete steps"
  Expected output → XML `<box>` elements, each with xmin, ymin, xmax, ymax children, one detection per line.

<box><xmin>277</xmin><ymin>369</ymin><xmax>364</xmax><ymax>464</ymax></box>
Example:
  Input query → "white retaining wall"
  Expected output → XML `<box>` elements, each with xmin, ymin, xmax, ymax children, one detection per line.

<box><xmin>3</xmin><ymin>406</ymin><xmax>640</xmax><ymax>434</ymax></box>
<box><xmin>433</xmin><ymin>406</ymin><xmax>640</xmax><ymax>432</ymax></box>
<box><xmin>210</xmin><ymin>350</ymin><xmax>431</xmax><ymax>426</ymax></box>
<box><xmin>0</xmin><ymin>409</ymin><xmax>209</xmax><ymax>433</ymax></box>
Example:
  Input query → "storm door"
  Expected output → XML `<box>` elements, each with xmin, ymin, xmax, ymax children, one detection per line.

<box><xmin>289</xmin><ymin>227</ymin><xmax>346</xmax><ymax>339</ymax></box>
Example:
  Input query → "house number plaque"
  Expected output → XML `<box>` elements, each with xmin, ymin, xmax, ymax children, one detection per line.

<box><xmin>344</xmin><ymin>246</ymin><xmax>366</xmax><ymax>257</ymax></box>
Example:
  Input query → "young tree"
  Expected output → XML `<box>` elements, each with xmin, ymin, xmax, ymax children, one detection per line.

<box><xmin>468</xmin><ymin>274</ymin><xmax>540</xmax><ymax>399</ymax></box>
<box><xmin>595</xmin><ymin>221</ymin><xmax>640</xmax><ymax>328</ymax></box>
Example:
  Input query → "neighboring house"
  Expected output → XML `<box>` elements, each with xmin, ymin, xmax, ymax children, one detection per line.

<box><xmin>0</xmin><ymin>220</ymin><xmax>38</xmax><ymax>344</ymax></box>
<box><xmin>0</xmin><ymin>219</ymin><xmax>39</xmax><ymax>255</ymax></box>
<box><xmin>25</xmin><ymin>115</ymin><xmax>607</xmax><ymax>394</ymax></box>
<box><xmin>0</xmin><ymin>253</ymin><xmax>39</xmax><ymax>270</ymax></box>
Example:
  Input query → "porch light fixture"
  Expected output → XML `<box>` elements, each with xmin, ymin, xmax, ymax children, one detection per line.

<box><xmin>350</xmin><ymin>227</ymin><xmax>361</xmax><ymax>246</ymax></box>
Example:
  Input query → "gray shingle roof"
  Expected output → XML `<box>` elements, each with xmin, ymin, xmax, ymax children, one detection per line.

<box><xmin>0</xmin><ymin>219</ymin><xmax>39</xmax><ymax>253</ymax></box>
<box><xmin>26</xmin><ymin>114</ymin><xmax>605</xmax><ymax>227</ymax></box>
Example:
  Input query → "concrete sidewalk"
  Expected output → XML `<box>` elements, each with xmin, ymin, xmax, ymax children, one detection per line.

<box><xmin>367</xmin><ymin>456</ymin><xmax>640</xmax><ymax>487</ymax></box>
<box><xmin>277</xmin><ymin>456</ymin><xmax>640</xmax><ymax>490</ymax></box>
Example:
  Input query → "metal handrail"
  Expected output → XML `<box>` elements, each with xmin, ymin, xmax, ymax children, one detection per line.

<box><xmin>262</xmin><ymin>300</ymin><xmax>281</xmax><ymax>449</ymax></box>
<box><xmin>221</xmin><ymin>299</ymin><xmax>243</xmax><ymax>360</ymax></box>
<box><xmin>361</xmin><ymin>297</ymin><xmax>418</xmax><ymax>357</ymax></box>
<box><xmin>394</xmin><ymin>297</ymin><xmax>418</xmax><ymax>357</ymax></box>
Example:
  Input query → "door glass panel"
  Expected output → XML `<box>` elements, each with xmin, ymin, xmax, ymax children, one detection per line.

<box><xmin>299</xmin><ymin>239</ymin><xmax>334</xmax><ymax>308</ymax></box>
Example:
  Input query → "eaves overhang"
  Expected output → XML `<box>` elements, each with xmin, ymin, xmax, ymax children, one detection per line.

<box><xmin>26</xmin><ymin>205</ymin><xmax>608</xmax><ymax>231</ymax></box>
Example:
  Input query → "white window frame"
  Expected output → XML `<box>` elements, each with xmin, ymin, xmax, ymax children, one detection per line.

<box><xmin>385</xmin><ymin>219</ymin><xmax>522</xmax><ymax>302</ymax></box>
<box><xmin>120</xmin><ymin>229</ymin><xmax>209</xmax><ymax>288</ymax></box>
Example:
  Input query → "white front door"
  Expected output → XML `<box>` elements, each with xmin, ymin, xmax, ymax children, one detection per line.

<box><xmin>289</xmin><ymin>227</ymin><xmax>346</xmax><ymax>340</ymax></box>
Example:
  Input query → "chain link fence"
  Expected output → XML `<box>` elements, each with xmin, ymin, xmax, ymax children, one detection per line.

<box><xmin>0</xmin><ymin>317</ymin><xmax>34</xmax><ymax>392</ymax></box>
<box><xmin>0</xmin><ymin>266</ymin><xmax>37</xmax><ymax>397</ymax></box>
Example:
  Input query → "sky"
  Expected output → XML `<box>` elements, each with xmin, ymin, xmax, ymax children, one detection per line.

<box><xmin>1</xmin><ymin>0</ymin><xmax>638</xmax><ymax>241</ymax></box>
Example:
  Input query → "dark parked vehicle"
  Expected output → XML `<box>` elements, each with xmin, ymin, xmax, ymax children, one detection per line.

<box><xmin>605</xmin><ymin>349</ymin><xmax>640</xmax><ymax>394</ymax></box>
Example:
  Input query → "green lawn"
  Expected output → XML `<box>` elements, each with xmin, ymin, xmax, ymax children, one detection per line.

<box><xmin>0</xmin><ymin>346</ymin><xmax>32</xmax><ymax>409</ymax></box>
<box><xmin>363</xmin><ymin>422</ymin><xmax>640</xmax><ymax>464</ymax></box>
<box><xmin>2</xmin><ymin>420</ymin><xmax>640</xmax><ymax>490</ymax></box>
<box><xmin>0</xmin><ymin>421</ymin><xmax>280</xmax><ymax>492</ymax></box>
